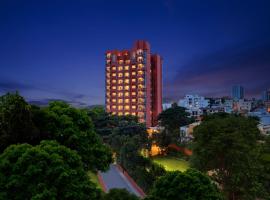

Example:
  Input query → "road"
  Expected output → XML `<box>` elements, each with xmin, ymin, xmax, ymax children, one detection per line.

<box><xmin>99</xmin><ymin>164</ymin><xmax>142</xmax><ymax>197</ymax></box>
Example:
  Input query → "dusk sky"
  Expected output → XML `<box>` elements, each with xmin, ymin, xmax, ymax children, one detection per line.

<box><xmin>1</xmin><ymin>0</ymin><xmax>270</xmax><ymax>106</ymax></box>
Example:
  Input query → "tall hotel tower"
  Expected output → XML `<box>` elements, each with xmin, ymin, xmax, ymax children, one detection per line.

<box><xmin>105</xmin><ymin>41</ymin><xmax>162</xmax><ymax>127</ymax></box>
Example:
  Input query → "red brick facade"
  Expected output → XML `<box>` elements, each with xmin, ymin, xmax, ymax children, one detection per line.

<box><xmin>105</xmin><ymin>41</ymin><xmax>162</xmax><ymax>127</ymax></box>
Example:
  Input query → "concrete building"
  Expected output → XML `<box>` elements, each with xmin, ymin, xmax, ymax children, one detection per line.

<box><xmin>105</xmin><ymin>41</ymin><xmax>162</xmax><ymax>127</ymax></box>
<box><xmin>233</xmin><ymin>99</ymin><xmax>252</xmax><ymax>113</ymax></box>
<box><xmin>178</xmin><ymin>94</ymin><xmax>209</xmax><ymax>117</ymax></box>
<box><xmin>262</xmin><ymin>89</ymin><xmax>270</xmax><ymax>101</ymax></box>
<box><xmin>232</xmin><ymin>85</ymin><xmax>244</xmax><ymax>100</ymax></box>
<box><xmin>249</xmin><ymin>109</ymin><xmax>270</xmax><ymax>135</ymax></box>
<box><xmin>162</xmin><ymin>103</ymin><xmax>172</xmax><ymax>110</ymax></box>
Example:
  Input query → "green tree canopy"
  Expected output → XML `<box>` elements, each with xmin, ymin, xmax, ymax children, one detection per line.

<box><xmin>32</xmin><ymin>101</ymin><xmax>112</xmax><ymax>171</ymax></box>
<box><xmin>0</xmin><ymin>140</ymin><xmax>101</xmax><ymax>200</ymax></box>
<box><xmin>102</xmin><ymin>189</ymin><xmax>139</xmax><ymax>200</ymax></box>
<box><xmin>0</xmin><ymin>92</ymin><xmax>39</xmax><ymax>152</ymax></box>
<box><xmin>148</xmin><ymin>169</ymin><xmax>223</xmax><ymax>200</ymax></box>
<box><xmin>192</xmin><ymin>114</ymin><xmax>265</xmax><ymax>199</ymax></box>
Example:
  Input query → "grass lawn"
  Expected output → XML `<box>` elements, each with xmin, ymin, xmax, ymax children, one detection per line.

<box><xmin>152</xmin><ymin>156</ymin><xmax>190</xmax><ymax>172</ymax></box>
<box><xmin>88</xmin><ymin>171</ymin><xmax>102</xmax><ymax>189</ymax></box>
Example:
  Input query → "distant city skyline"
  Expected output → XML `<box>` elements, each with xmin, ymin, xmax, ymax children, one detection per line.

<box><xmin>0</xmin><ymin>0</ymin><xmax>270</xmax><ymax>106</ymax></box>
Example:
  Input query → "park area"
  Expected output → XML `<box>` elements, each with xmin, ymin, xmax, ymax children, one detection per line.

<box><xmin>152</xmin><ymin>156</ymin><xmax>190</xmax><ymax>172</ymax></box>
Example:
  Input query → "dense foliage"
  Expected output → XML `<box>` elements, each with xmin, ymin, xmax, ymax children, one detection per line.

<box><xmin>32</xmin><ymin>101</ymin><xmax>112</xmax><ymax>171</ymax></box>
<box><xmin>192</xmin><ymin>113</ymin><xmax>267</xmax><ymax>199</ymax></box>
<box><xmin>156</xmin><ymin>105</ymin><xmax>193</xmax><ymax>148</ymax></box>
<box><xmin>0</xmin><ymin>92</ymin><xmax>39</xmax><ymax>152</ymax></box>
<box><xmin>148</xmin><ymin>169</ymin><xmax>224</xmax><ymax>200</ymax></box>
<box><xmin>0</xmin><ymin>140</ymin><xmax>101</xmax><ymax>200</ymax></box>
<box><xmin>102</xmin><ymin>189</ymin><xmax>139</xmax><ymax>200</ymax></box>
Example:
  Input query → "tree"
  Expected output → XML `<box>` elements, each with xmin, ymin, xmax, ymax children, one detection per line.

<box><xmin>156</xmin><ymin>106</ymin><xmax>193</xmax><ymax>148</ymax></box>
<box><xmin>191</xmin><ymin>114</ymin><xmax>265</xmax><ymax>199</ymax></box>
<box><xmin>148</xmin><ymin>169</ymin><xmax>224</xmax><ymax>200</ymax></box>
<box><xmin>32</xmin><ymin>101</ymin><xmax>112</xmax><ymax>171</ymax></box>
<box><xmin>0</xmin><ymin>140</ymin><xmax>101</xmax><ymax>200</ymax></box>
<box><xmin>102</xmin><ymin>189</ymin><xmax>139</xmax><ymax>200</ymax></box>
<box><xmin>259</xmin><ymin>136</ymin><xmax>270</xmax><ymax>196</ymax></box>
<box><xmin>0</xmin><ymin>92</ymin><xmax>39</xmax><ymax>152</ymax></box>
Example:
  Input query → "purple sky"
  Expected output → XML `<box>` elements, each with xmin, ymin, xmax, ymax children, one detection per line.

<box><xmin>0</xmin><ymin>0</ymin><xmax>270</xmax><ymax>106</ymax></box>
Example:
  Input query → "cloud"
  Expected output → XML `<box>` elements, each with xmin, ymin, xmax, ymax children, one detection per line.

<box><xmin>165</xmin><ymin>40</ymin><xmax>270</xmax><ymax>100</ymax></box>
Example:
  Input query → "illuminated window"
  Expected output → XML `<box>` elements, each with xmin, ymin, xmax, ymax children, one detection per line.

<box><xmin>112</xmin><ymin>73</ymin><xmax>116</xmax><ymax>77</ymax></box>
<box><xmin>112</xmin><ymin>93</ymin><xmax>116</xmax><ymax>96</ymax></box>
<box><xmin>124</xmin><ymin>79</ymin><xmax>129</xmax><ymax>84</ymax></box>
<box><xmin>124</xmin><ymin>72</ymin><xmax>129</xmax><ymax>77</ymax></box>
<box><xmin>124</xmin><ymin>66</ymin><xmax>129</xmax><ymax>70</ymax></box>
<box><xmin>125</xmin><ymin>60</ymin><xmax>130</xmax><ymax>64</ymax></box>
<box><xmin>112</xmin><ymin>80</ymin><xmax>116</xmax><ymax>83</ymax></box>
<box><xmin>118</xmin><ymin>93</ymin><xmax>123</xmax><ymax>97</ymax></box>
<box><xmin>138</xmin><ymin>105</ymin><xmax>145</xmax><ymax>110</ymax></box>
<box><xmin>138</xmin><ymin>98</ymin><xmax>144</xmax><ymax>103</ymax></box>
<box><xmin>112</xmin><ymin>105</ymin><xmax>116</xmax><ymax>109</ymax></box>
<box><xmin>106</xmin><ymin>53</ymin><xmax>111</xmax><ymax>58</ymax></box>
<box><xmin>118</xmin><ymin>105</ymin><xmax>123</xmax><ymax>110</ymax></box>
<box><xmin>132</xmin><ymin>85</ymin><xmax>136</xmax><ymax>89</ymax></box>
<box><xmin>106</xmin><ymin>99</ymin><xmax>110</xmax><ymax>103</ymax></box>
<box><xmin>112</xmin><ymin>112</ymin><xmax>116</xmax><ymax>115</ymax></box>
<box><xmin>138</xmin><ymin>91</ymin><xmax>144</xmax><ymax>96</ymax></box>
<box><xmin>119</xmin><ymin>60</ymin><xmax>123</xmax><ymax>64</ymax></box>
<box><xmin>131</xmin><ymin>112</ymin><xmax>136</xmax><ymax>116</ymax></box>
<box><xmin>106</xmin><ymin>92</ymin><xmax>110</xmax><ymax>96</ymax></box>
<box><xmin>138</xmin><ymin>64</ymin><xmax>144</xmax><ymax>69</ymax></box>
<box><xmin>138</xmin><ymin>112</ymin><xmax>144</xmax><ymax>117</ymax></box>
<box><xmin>132</xmin><ymin>105</ymin><xmax>136</xmax><ymax>109</ymax></box>
<box><xmin>132</xmin><ymin>92</ymin><xmax>136</xmax><ymax>96</ymax></box>
<box><xmin>124</xmin><ymin>86</ymin><xmax>129</xmax><ymax>90</ymax></box>
<box><xmin>125</xmin><ymin>92</ymin><xmax>129</xmax><ymax>97</ymax></box>
<box><xmin>118</xmin><ymin>80</ymin><xmax>123</xmax><ymax>84</ymax></box>
<box><xmin>106</xmin><ymin>66</ymin><xmax>110</xmax><ymax>71</ymax></box>
<box><xmin>106</xmin><ymin>105</ymin><xmax>110</xmax><ymax>110</ymax></box>
<box><xmin>132</xmin><ymin>65</ymin><xmax>136</xmax><ymax>69</ymax></box>
<box><xmin>132</xmin><ymin>99</ymin><xmax>136</xmax><ymax>103</ymax></box>
<box><xmin>118</xmin><ymin>99</ymin><xmax>123</xmax><ymax>103</ymax></box>
<box><xmin>119</xmin><ymin>112</ymin><xmax>123</xmax><ymax>116</ymax></box>
<box><xmin>107</xmin><ymin>80</ymin><xmax>110</xmax><ymax>84</ymax></box>
<box><xmin>138</xmin><ymin>84</ymin><xmax>144</xmax><ymax>89</ymax></box>
<box><xmin>125</xmin><ymin>106</ymin><xmax>130</xmax><ymax>110</ymax></box>
<box><xmin>106</xmin><ymin>86</ymin><xmax>110</xmax><ymax>90</ymax></box>
<box><xmin>125</xmin><ymin>99</ymin><xmax>129</xmax><ymax>103</ymax></box>
<box><xmin>118</xmin><ymin>66</ymin><xmax>123</xmax><ymax>71</ymax></box>
<box><xmin>112</xmin><ymin>86</ymin><xmax>116</xmax><ymax>90</ymax></box>
<box><xmin>118</xmin><ymin>73</ymin><xmax>123</xmax><ymax>78</ymax></box>
<box><xmin>132</xmin><ymin>72</ymin><xmax>136</xmax><ymax>76</ymax></box>
<box><xmin>138</xmin><ymin>78</ymin><xmax>144</xmax><ymax>82</ymax></box>
<box><xmin>106</xmin><ymin>60</ymin><xmax>110</xmax><ymax>64</ymax></box>
<box><xmin>132</xmin><ymin>79</ymin><xmax>136</xmax><ymax>83</ymax></box>
<box><xmin>118</xmin><ymin>86</ymin><xmax>123</xmax><ymax>90</ymax></box>
<box><xmin>137</xmin><ymin>56</ymin><xmax>143</xmax><ymax>62</ymax></box>
<box><xmin>112</xmin><ymin>66</ymin><xmax>116</xmax><ymax>70</ymax></box>
<box><xmin>112</xmin><ymin>99</ymin><xmax>116</xmax><ymax>103</ymax></box>
<box><xmin>138</xmin><ymin>70</ymin><xmax>144</xmax><ymax>76</ymax></box>
<box><xmin>137</xmin><ymin>49</ymin><xmax>143</xmax><ymax>55</ymax></box>
<box><xmin>125</xmin><ymin>112</ymin><xmax>130</xmax><ymax>115</ymax></box>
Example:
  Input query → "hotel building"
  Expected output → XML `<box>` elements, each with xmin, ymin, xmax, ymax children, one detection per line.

<box><xmin>105</xmin><ymin>41</ymin><xmax>162</xmax><ymax>127</ymax></box>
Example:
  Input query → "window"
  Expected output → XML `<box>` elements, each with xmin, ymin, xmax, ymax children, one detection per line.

<box><xmin>118</xmin><ymin>86</ymin><xmax>123</xmax><ymax>90</ymax></box>
<box><xmin>132</xmin><ymin>105</ymin><xmax>136</xmax><ymax>109</ymax></box>
<box><xmin>118</xmin><ymin>93</ymin><xmax>123</xmax><ymax>97</ymax></box>
<box><xmin>137</xmin><ymin>56</ymin><xmax>143</xmax><ymax>62</ymax></box>
<box><xmin>106</xmin><ymin>86</ymin><xmax>110</xmax><ymax>90</ymax></box>
<box><xmin>112</xmin><ymin>93</ymin><xmax>116</xmax><ymax>96</ymax></box>
<box><xmin>138</xmin><ymin>78</ymin><xmax>144</xmax><ymax>82</ymax></box>
<box><xmin>112</xmin><ymin>80</ymin><xmax>116</xmax><ymax>83</ymax></box>
<box><xmin>125</xmin><ymin>60</ymin><xmax>130</xmax><ymax>64</ymax></box>
<box><xmin>107</xmin><ymin>80</ymin><xmax>110</xmax><ymax>84</ymax></box>
<box><xmin>138</xmin><ymin>84</ymin><xmax>144</xmax><ymax>89</ymax></box>
<box><xmin>112</xmin><ymin>112</ymin><xmax>116</xmax><ymax>115</ymax></box>
<box><xmin>124</xmin><ymin>72</ymin><xmax>129</xmax><ymax>77</ymax></box>
<box><xmin>138</xmin><ymin>98</ymin><xmax>144</xmax><ymax>103</ymax></box>
<box><xmin>125</xmin><ymin>92</ymin><xmax>129</xmax><ymax>97</ymax></box>
<box><xmin>118</xmin><ymin>105</ymin><xmax>123</xmax><ymax>110</ymax></box>
<box><xmin>138</xmin><ymin>70</ymin><xmax>144</xmax><ymax>76</ymax></box>
<box><xmin>132</xmin><ymin>99</ymin><xmax>136</xmax><ymax>103</ymax></box>
<box><xmin>132</xmin><ymin>72</ymin><xmax>136</xmax><ymax>76</ymax></box>
<box><xmin>132</xmin><ymin>85</ymin><xmax>136</xmax><ymax>89</ymax></box>
<box><xmin>112</xmin><ymin>105</ymin><xmax>116</xmax><ymax>109</ymax></box>
<box><xmin>119</xmin><ymin>60</ymin><xmax>123</xmax><ymax>64</ymax></box>
<box><xmin>118</xmin><ymin>99</ymin><xmax>123</xmax><ymax>103</ymax></box>
<box><xmin>125</xmin><ymin>106</ymin><xmax>130</xmax><ymax>110</ymax></box>
<box><xmin>124</xmin><ymin>65</ymin><xmax>129</xmax><ymax>70</ymax></box>
<box><xmin>138</xmin><ymin>112</ymin><xmax>144</xmax><ymax>117</ymax></box>
<box><xmin>106</xmin><ymin>105</ymin><xmax>110</xmax><ymax>110</ymax></box>
<box><xmin>112</xmin><ymin>86</ymin><xmax>116</xmax><ymax>90</ymax></box>
<box><xmin>124</xmin><ymin>86</ymin><xmax>129</xmax><ymax>90</ymax></box>
<box><xmin>106</xmin><ymin>92</ymin><xmax>110</xmax><ymax>96</ymax></box>
<box><xmin>132</xmin><ymin>65</ymin><xmax>136</xmax><ymax>69</ymax></box>
<box><xmin>132</xmin><ymin>92</ymin><xmax>136</xmax><ymax>96</ymax></box>
<box><xmin>138</xmin><ymin>64</ymin><xmax>144</xmax><ymax>69</ymax></box>
<box><xmin>118</xmin><ymin>80</ymin><xmax>123</xmax><ymax>84</ymax></box>
<box><xmin>106</xmin><ymin>53</ymin><xmax>111</xmax><ymax>58</ymax></box>
<box><xmin>138</xmin><ymin>105</ymin><xmax>145</xmax><ymax>110</ymax></box>
<box><xmin>138</xmin><ymin>91</ymin><xmax>144</xmax><ymax>96</ymax></box>
<box><xmin>112</xmin><ymin>73</ymin><xmax>116</xmax><ymax>77</ymax></box>
<box><xmin>125</xmin><ymin>99</ymin><xmax>129</xmax><ymax>103</ymax></box>
<box><xmin>118</xmin><ymin>66</ymin><xmax>123</xmax><ymax>71</ymax></box>
<box><xmin>125</xmin><ymin>112</ymin><xmax>130</xmax><ymax>115</ymax></box>
<box><xmin>132</xmin><ymin>79</ymin><xmax>136</xmax><ymax>83</ymax></box>
<box><xmin>112</xmin><ymin>66</ymin><xmax>116</xmax><ymax>70</ymax></box>
<box><xmin>118</xmin><ymin>73</ymin><xmax>123</xmax><ymax>78</ymax></box>
<box><xmin>131</xmin><ymin>112</ymin><xmax>136</xmax><ymax>116</ymax></box>
<box><xmin>119</xmin><ymin>112</ymin><xmax>123</xmax><ymax>116</ymax></box>
<box><xmin>112</xmin><ymin>99</ymin><xmax>116</xmax><ymax>103</ymax></box>
<box><xmin>124</xmin><ymin>79</ymin><xmax>129</xmax><ymax>84</ymax></box>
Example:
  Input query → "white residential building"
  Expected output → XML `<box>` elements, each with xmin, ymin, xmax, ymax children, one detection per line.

<box><xmin>162</xmin><ymin>103</ymin><xmax>172</xmax><ymax>110</ymax></box>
